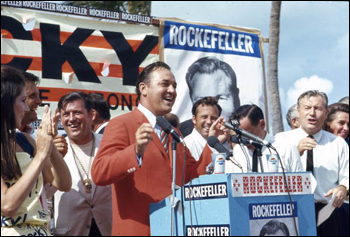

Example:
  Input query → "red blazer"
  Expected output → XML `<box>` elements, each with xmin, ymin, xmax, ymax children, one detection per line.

<box><xmin>91</xmin><ymin>108</ymin><xmax>212</xmax><ymax>236</ymax></box>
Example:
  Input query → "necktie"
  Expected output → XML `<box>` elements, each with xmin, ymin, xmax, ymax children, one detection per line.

<box><xmin>252</xmin><ymin>149</ymin><xmax>258</xmax><ymax>172</ymax></box>
<box><xmin>306</xmin><ymin>135</ymin><xmax>314</xmax><ymax>173</ymax></box>
<box><xmin>160</xmin><ymin>127</ymin><xmax>169</xmax><ymax>154</ymax></box>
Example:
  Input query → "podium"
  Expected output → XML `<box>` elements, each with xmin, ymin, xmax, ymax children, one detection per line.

<box><xmin>150</xmin><ymin>172</ymin><xmax>317</xmax><ymax>236</ymax></box>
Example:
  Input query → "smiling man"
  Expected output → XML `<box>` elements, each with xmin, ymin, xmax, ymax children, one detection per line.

<box><xmin>54</xmin><ymin>92</ymin><xmax>112</xmax><ymax>236</ymax></box>
<box><xmin>184</xmin><ymin>97</ymin><xmax>224</xmax><ymax>160</ymax></box>
<box><xmin>20</xmin><ymin>72</ymin><xmax>42</xmax><ymax>134</ymax></box>
<box><xmin>275</xmin><ymin>90</ymin><xmax>349</xmax><ymax>236</ymax></box>
<box><xmin>91</xmin><ymin>62</ymin><xmax>224</xmax><ymax>236</ymax></box>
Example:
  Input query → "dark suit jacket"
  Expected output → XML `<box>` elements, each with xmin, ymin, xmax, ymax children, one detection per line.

<box><xmin>91</xmin><ymin>108</ymin><xmax>212</xmax><ymax>236</ymax></box>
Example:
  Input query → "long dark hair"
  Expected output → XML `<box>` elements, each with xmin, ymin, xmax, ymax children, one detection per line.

<box><xmin>1</xmin><ymin>65</ymin><xmax>25</xmax><ymax>180</ymax></box>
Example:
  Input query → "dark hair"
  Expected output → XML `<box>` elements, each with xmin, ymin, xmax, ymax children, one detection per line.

<box><xmin>259</xmin><ymin>220</ymin><xmax>290</xmax><ymax>236</ymax></box>
<box><xmin>164</xmin><ymin>113</ymin><xmax>180</xmax><ymax>129</ymax></box>
<box><xmin>135</xmin><ymin>61</ymin><xmax>171</xmax><ymax>99</ymax></box>
<box><xmin>186</xmin><ymin>56</ymin><xmax>240</xmax><ymax>109</ymax></box>
<box><xmin>1</xmin><ymin>65</ymin><xmax>25</xmax><ymax>180</ymax></box>
<box><xmin>89</xmin><ymin>93</ymin><xmax>111</xmax><ymax>121</ymax></box>
<box><xmin>58</xmin><ymin>91</ymin><xmax>92</xmax><ymax>113</ymax></box>
<box><xmin>191</xmin><ymin>96</ymin><xmax>222</xmax><ymax>117</ymax></box>
<box><xmin>230</xmin><ymin>104</ymin><xmax>264</xmax><ymax>126</ymax></box>
<box><xmin>324</xmin><ymin>103</ymin><xmax>349</xmax><ymax>133</ymax></box>
<box><xmin>22</xmin><ymin>71</ymin><xmax>40</xmax><ymax>85</ymax></box>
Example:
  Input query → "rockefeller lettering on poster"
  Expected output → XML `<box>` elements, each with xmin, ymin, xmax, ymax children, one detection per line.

<box><xmin>164</xmin><ymin>21</ymin><xmax>261</xmax><ymax>58</ymax></box>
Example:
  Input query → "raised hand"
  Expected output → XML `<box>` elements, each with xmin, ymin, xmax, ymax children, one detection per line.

<box><xmin>209</xmin><ymin>117</ymin><xmax>229</xmax><ymax>143</ymax></box>
<box><xmin>135</xmin><ymin>123</ymin><xmax>154</xmax><ymax>157</ymax></box>
<box><xmin>297</xmin><ymin>137</ymin><xmax>316</xmax><ymax>156</ymax></box>
<box><xmin>36</xmin><ymin>105</ymin><xmax>54</xmax><ymax>160</ymax></box>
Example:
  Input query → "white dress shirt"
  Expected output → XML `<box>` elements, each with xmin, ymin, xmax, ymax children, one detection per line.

<box><xmin>136</xmin><ymin>104</ymin><xmax>163</xmax><ymax>166</ymax></box>
<box><xmin>95</xmin><ymin>121</ymin><xmax>109</xmax><ymax>134</ymax></box>
<box><xmin>275</xmin><ymin>128</ymin><xmax>349</xmax><ymax>203</ymax></box>
<box><xmin>225</xmin><ymin>132</ymin><xmax>303</xmax><ymax>174</ymax></box>
<box><xmin>184</xmin><ymin>128</ymin><xmax>215</xmax><ymax>161</ymax></box>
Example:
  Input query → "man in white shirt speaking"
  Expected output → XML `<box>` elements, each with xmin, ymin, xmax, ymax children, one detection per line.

<box><xmin>225</xmin><ymin>104</ymin><xmax>303</xmax><ymax>174</ymax></box>
<box><xmin>275</xmin><ymin>90</ymin><xmax>349</xmax><ymax>236</ymax></box>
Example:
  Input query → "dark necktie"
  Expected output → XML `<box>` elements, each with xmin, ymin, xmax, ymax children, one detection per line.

<box><xmin>252</xmin><ymin>149</ymin><xmax>258</xmax><ymax>172</ymax></box>
<box><xmin>160</xmin><ymin>127</ymin><xmax>169</xmax><ymax>154</ymax></box>
<box><xmin>306</xmin><ymin>135</ymin><xmax>314</xmax><ymax>173</ymax></box>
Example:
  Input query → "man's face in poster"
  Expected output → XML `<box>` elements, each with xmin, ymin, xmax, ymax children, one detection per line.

<box><xmin>190</xmin><ymin>69</ymin><xmax>236</xmax><ymax>119</ymax></box>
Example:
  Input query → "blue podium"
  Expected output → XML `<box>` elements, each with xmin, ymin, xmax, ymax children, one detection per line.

<box><xmin>150</xmin><ymin>172</ymin><xmax>317</xmax><ymax>236</ymax></box>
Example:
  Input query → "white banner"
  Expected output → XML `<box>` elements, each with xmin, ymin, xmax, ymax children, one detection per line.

<box><xmin>231</xmin><ymin>173</ymin><xmax>316</xmax><ymax>197</ymax></box>
<box><xmin>1</xmin><ymin>6</ymin><xmax>159</xmax><ymax>119</ymax></box>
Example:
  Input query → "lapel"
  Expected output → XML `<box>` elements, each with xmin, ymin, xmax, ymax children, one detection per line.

<box><xmin>133</xmin><ymin>109</ymin><xmax>170</xmax><ymax>160</ymax></box>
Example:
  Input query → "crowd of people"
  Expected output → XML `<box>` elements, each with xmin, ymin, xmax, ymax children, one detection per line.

<box><xmin>1</xmin><ymin>63</ymin><xmax>349</xmax><ymax>236</ymax></box>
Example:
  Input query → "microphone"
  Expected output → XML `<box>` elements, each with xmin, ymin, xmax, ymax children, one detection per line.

<box><xmin>224</xmin><ymin>122</ymin><xmax>273</xmax><ymax>148</ymax></box>
<box><xmin>207</xmin><ymin>136</ymin><xmax>232</xmax><ymax>159</ymax></box>
<box><xmin>156</xmin><ymin>116</ymin><xmax>184</xmax><ymax>143</ymax></box>
<box><xmin>230</xmin><ymin>136</ymin><xmax>263</xmax><ymax>148</ymax></box>
<box><xmin>208</xmin><ymin>136</ymin><xmax>242</xmax><ymax>169</ymax></box>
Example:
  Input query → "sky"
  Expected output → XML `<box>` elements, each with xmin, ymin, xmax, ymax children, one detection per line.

<box><xmin>151</xmin><ymin>1</ymin><xmax>349</xmax><ymax>132</ymax></box>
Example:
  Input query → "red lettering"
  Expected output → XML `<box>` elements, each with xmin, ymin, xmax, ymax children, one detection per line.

<box><xmin>250</xmin><ymin>177</ymin><xmax>256</xmax><ymax>194</ymax></box>
<box><xmin>297</xmin><ymin>176</ymin><xmax>303</xmax><ymax>192</ymax></box>
<box><xmin>274</xmin><ymin>176</ymin><xmax>279</xmax><ymax>193</ymax></box>
<box><xmin>263</xmin><ymin>176</ymin><xmax>270</xmax><ymax>193</ymax></box>
<box><xmin>292</xmin><ymin>176</ymin><xmax>297</xmax><ymax>192</ymax></box>
<box><xmin>257</xmin><ymin>176</ymin><xmax>263</xmax><ymax>193</ymax></box>
<box><xmin>269</xmin><ymin>176</ymin><xmax>274</xmax><ymax>193</ymax></box>
<box><xmin>279</xmin><ymin>176</ymin><xmax>284</xmax><ymax>193</ymax></box>
<box><xmin>243</xmin><ymin>177</ymin><xmax>249</xmax><ymax>194</ymax></box>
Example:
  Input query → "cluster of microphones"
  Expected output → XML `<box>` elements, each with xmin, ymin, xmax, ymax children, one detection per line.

<box><xmin>156</xmin><ymin>116</ymin><xmax>275</xmax><ymax>161</ymax></box>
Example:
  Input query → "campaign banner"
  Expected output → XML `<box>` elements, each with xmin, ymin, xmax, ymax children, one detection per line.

<box><xmin>231</xmin><ymin>172</ymin><xmax>316</xmax><ymax>197</ymax></box>
<box><xmin>160</xmin><ymin>19</ymin><xmax>267</xmax><ymax>125</ymax></box>
<box><xmin>1</xmin><ymin>6</ymin><xmax>159</xmax><ymax>120</ymax></box>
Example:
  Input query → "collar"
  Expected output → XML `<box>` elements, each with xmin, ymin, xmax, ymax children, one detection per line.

<box><xmin>95</xmin><ymin>122</ymin><xmax>109</xmax><ymax>134</ymax></box>
<box><xmin>264</xmin><ymin>132</ymin><xmax>275</xmax><ymax>143</ymax></box>
<box><xmin>191</xmin><ymin>128</ymin><xmax>208</xmax><ymax>143</ymax></box>
<box><xmin>298</xmin><ymin>127</ymin><xmax>323</xmax><ymax>143</ymax></box>
<box><xmin>137</xmin><ymin>103</ymin><xmax>158</xmax><ymax>128</ymax></box>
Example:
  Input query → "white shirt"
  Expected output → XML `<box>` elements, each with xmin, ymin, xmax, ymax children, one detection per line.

<box><xmin>54</xmin><ymin>133</ymin><xmax>112</xmax><ymax>236</ymax></box>
<box><xmin>225</xmin><ymin>132</ymin><xmax>303</xmax><ymax>174</ymax></box>
<box><xmin>275</xmin><ymin>128</ymin><xmax>349</xmax><ymax>203</ymax></box>
<box><xmin>136</xmin><ymin>104</ymin><xmax>163</xmax><ymax>165</ymax></box>
<box><xmin>138</xmin><ymin>103</ymin><xmax>157</xmax><ymax>128</ymax></box>
<box><xmin>95</xmin><ymin>121</ymin><xmax>109</xmax><ymax>134</ymax></box>
<box><xmin>184</xmin><ymin>128</ymin><xmax>215</xmax><ymax>161</ymax></box>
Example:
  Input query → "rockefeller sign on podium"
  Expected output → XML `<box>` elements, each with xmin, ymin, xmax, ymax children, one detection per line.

<box><xmin>150</xmin><ymin>173</ymin><xmax>317</xmax><ymax>236</ymax></box>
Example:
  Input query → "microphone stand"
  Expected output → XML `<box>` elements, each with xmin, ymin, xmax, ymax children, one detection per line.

<box><xmin>171</xmin><ymin>140</ymin><xmax>178</xmax><ymax>236</ymax></box>
<box><xmin>255</xmin><ymin>144</ymin><xmax>264</xmax><ymax>173</ymax></box>
<box><xmin>235</xmin><ymin>134</ymin><xmax>252</xmax><ymax>172</ymax></box>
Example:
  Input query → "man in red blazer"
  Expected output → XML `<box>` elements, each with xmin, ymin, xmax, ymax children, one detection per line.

<box><xmin>91</xmin><ymin>62</ymin><xmax>226</xmax><ymax>236</ymax></box>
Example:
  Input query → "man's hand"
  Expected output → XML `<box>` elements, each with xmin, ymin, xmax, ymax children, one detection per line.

<box><xmin>297</xmin><ymin>137</ymin><xmax>316</xmax><ymax>156</ymax></box>
<box><xmin>135</xmin><ymin>123</ymin><xmax>154</xmax><ymax>157</ymax></box>
<box><xmin>53</xmin><ymin>135</ymin><xmax>68</xmax><ymax>157</ymax></box>
<box><xmin>325</xmin><ymin>185</ymin><xmax>348</xmax><ymax>208</ymax></box>
<box><xmin>209</xmin><ymin>117</ymin><xmax>229</xmax><ymax>143</ymax></box>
